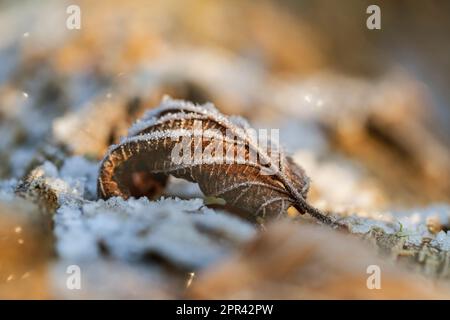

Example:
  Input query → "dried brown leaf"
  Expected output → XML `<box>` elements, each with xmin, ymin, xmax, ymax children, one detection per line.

<box><xmin>98</xmin><ymin>97</ymin><xmax>332</xmax><ymax>224</ymax></box>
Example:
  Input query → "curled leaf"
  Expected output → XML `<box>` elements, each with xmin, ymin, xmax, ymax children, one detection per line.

<box><xmin>98</xmin><ymin>97</ymin><xmax>332</xmax><ymax>224</ymax></box>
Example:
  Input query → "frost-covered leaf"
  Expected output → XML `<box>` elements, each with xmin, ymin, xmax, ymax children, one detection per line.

<box><xmin>98</xmin><ymin>97</ymin><xmax>332</xmax><ymax>224</ymax></box>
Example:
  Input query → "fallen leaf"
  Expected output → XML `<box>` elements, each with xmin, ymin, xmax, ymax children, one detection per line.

<box><xmin>98</xmin><ymin>97</ymin><xmax>332</xmax><ymax>224</ymax></box>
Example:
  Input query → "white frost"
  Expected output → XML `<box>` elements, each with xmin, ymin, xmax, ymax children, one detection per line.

<box><xmin>54</xmin><ymin>197</ymin><xmax>256</xmax><ymax>269</ymax></box>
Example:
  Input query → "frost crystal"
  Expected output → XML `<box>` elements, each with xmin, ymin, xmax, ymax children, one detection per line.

<box><xmin>54</xmin><ymin>197</ymin><xmax>255</xmax><ymax>269</ymax></box>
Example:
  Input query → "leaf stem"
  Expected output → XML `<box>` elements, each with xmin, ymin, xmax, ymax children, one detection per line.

<box><xmin>296</xmin><ymin>200</ymin><xmax>345</xmax><ymax>229</ymax></box>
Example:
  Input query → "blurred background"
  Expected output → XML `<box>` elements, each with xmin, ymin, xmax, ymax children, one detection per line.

<box><xmin>1</xmin><ymin>0</ymin><xmax>449</xmax><ymax>207</ymax></box>
<box><xmin>1</xmin><ymin>0</ymin><xmax>450</xmax><ymax>299</ymax></box>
